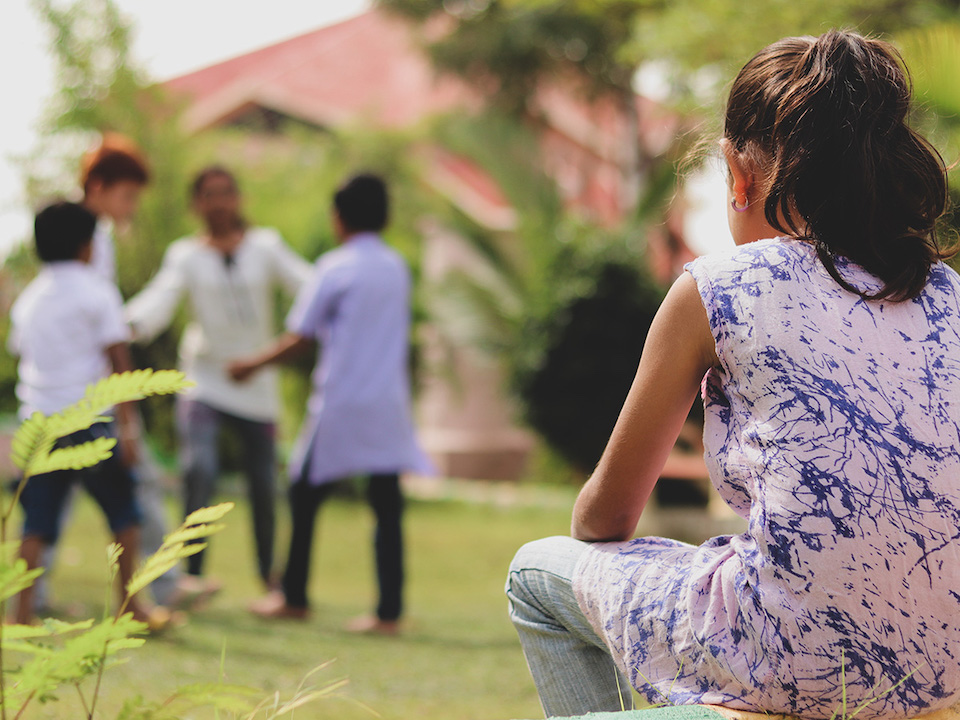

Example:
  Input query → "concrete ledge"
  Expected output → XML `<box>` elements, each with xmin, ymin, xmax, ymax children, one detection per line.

<box><xmin>708</xmin><ymin>702</ymin><xmax>960</xmax><ymax>720</ymax></box>
<box><xmin>515</xmin><ymin>705</ymin><xmax>726</xmax><ymax>720</ymax></box>
<box><xmin>515</xmin><ymin>702</ymin><xmax>960</xmax><ymax>720</ymax></box>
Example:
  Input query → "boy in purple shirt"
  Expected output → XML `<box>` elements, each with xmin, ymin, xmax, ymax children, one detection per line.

<box><xmin>230</xmin><ymin>174</ymin><xmax>432</xmax><ymax>634</ymax></box>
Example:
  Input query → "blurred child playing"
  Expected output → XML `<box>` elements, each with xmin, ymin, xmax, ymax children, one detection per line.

<box><xmin>7</xmin><ymin>201</ymin><xmax>163</xmax><ymax>627</ymax></box>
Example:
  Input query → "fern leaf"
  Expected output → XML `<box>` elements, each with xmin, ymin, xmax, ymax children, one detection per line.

<box><xmin>44</xmin><ymin>406</ymin><xmax>109</xmax><ymax>440</ymax></box>
<box><xmin>126</xmin><ymin>543</ymin><xmax>207</xmax><ymax>597</ymax></box>
<box><xmin>163</xmin><ymin>523</ymin><xmax>227</xmax><ymax>546</ymax></box>
<box><xmin>106</xmin><ymin>542</ymin><xmax>123</xmax><ymax>568</ymax></box>
<box><xmin>84</xmin><ymin>371</ymin><xmax>148</xmax><ymax>410</ymax></box>
<box><xmin>106</xmin><ymin>541</ymin><xmax>123</xmax><ymax>583</ymax></box>
<box><xmin>140</xmin><ymin>369</ymin><xmax>194</xmax><ymax>397</ymax></box>
<box><xmin>1</xmin><ymin>624</ymin><xmax>57</xmax><ymax>642</ymax></box>
<box><xmin>9</xmin><ymin>614</ymin><xmax>147</xmax><ymax>705</ymax></box>
<box><xmin>1</xmin><ymin>641</ymin><xmax>57</xmax><ymax>657</ymax></box>
<box><xmin>126</xmin><ymin>505</ymin><xmax>231</xmax><ymax>596</ymax></box>
<box><xmin>41</xmin><ymin>618</ymin><xmax>97</xmax><ymax>635</ymax></box>
<box><xmin>26</xmin><ymin>436</ymin><xmax>117</xmax><ymax>476</ymax></box>
<box><xmin>0</xmin><ymin>559</ymin><xmax>45</xmax><ymax>602</ymax></box>
<box><xmin>2</xmin><ymin>618</ymin><xmax>95</xmax><ymax>649</ymax></box>
<box><xmin>9</xmin><ymin>413</ymin><xmax>52</xmax><ymax>471</ymax></box>
<box><xmin>183</xmin><ymin>502</ymin><xmax>235</xmax><ymax>526</ymax></box>
<box><xmin>44</xmin><ymin>370</ymin><xmax>192</xmax><ymax>440</ymax></box>
<box><xmin>9</xmin><ymin>370</ymin><xmax>193</xmax><ymax>486</ymax></box>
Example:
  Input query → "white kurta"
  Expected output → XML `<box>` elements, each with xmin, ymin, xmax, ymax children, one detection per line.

<box><xmin>286</xmin><ymin>233</ymin><xmax>434</xmax><ymax>484</ymax></box>
<box><xmin>125</xmin><ymin>227</ymin><xmax>312</xmax><ymax>422</ymax></box>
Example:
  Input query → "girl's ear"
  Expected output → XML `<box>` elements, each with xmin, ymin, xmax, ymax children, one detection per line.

<box><xmin>720</xmin><ymin>138</ymin><xmax>753</xmax><ymax>207</ymax></box>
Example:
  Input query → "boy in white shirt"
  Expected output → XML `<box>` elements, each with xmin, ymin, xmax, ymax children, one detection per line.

<box><xmin>80</xmin><ymin>132</ymin><xmax>150</xmax><ymax>286</ymax></box>
<box><xmin>74</xmin><ymin>134</ymin><xmax>189</xmax><ymax>609</ymax></box>
<box><xmin>8</xmin><ymin>201</ymin><xmax>156</xmax><ymax>626</ymax></box>
<box><xmin>126</xmin><ymin>166</ymin><xmax>311</xmax><ymax>594</ymax></box>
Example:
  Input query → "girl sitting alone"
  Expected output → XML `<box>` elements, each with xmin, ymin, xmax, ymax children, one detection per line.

<box><xmin>507</xmin><ymin>30</ymin><xmax>960</xmax><ymax>720</ymax></box>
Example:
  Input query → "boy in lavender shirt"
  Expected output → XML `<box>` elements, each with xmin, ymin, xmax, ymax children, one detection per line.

<box><xmin>230</xmin><ymin>174</ymin><xmax>432</xmax><ymax>634</ymax></box>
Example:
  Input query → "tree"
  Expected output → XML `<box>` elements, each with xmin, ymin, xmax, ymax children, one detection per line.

<box><xmin>382</xmin><ymin>0</ymin><xmax>960</xmax><ymax>84</ymax></box>
<box><xmin>626</xmin><ymin>0</ymin><xmax>959</xmax><ymax>73</ymax></box>
<box><xmin>896</xmin><ymin>21</ymin><xmax>960</xmax><ymax>260</ymax></box>
<box><xmin>381</xmin><ymin>0</ymin><xmax>651</xmax><ymax>215</ymax></box>
<box><xmin>20</xmin><ymin>0</ymin><xmax>440</xmax><ymax>455</ymax></box>
<box><xmin>420</xmin><ymin>110</ymin><xmax>669</xmax><ymax>473</ymax></box>
<box><xmin>379</xmin><ymin>1</ymin><xmax>960</xmax><ymax>162</ymax></box>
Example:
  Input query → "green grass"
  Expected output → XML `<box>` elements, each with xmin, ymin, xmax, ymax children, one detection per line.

<box><xmin>25</xmin><ymin>482</ymin><xmax>578</xmax><ymax>719</ymax></box>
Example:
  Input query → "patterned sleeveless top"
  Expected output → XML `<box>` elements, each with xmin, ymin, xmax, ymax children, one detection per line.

<box><xmin>573</xmin><ymin>237</ymin><xmax>960</xmax><ymax>719</ymax></box>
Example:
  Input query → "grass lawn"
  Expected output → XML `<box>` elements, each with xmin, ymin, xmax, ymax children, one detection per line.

<box><xmin>23</xmin><ymin>480</ymin><xmax>579</xmax><ymax>719</ymax></box>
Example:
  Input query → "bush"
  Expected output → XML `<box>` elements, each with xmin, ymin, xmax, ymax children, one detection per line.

<box><xmin>512</xmin><ymin>242</ymin><xmax>664</xmax><ymax>473</ymax></box>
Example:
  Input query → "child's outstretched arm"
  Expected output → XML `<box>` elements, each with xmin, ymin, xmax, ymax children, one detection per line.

<box><xmin>228</xmin><ymin>332</ymin><xmax>314</xmax><ymax>383</ymax></box>
<box><xmin>105</xmin><ymin>341</ymin><xmax>142</xmax><ymax>468</ymax></box>
<box><xmin>571</xmin><ymin>271</ymin><xmax>718</xmax><ymax>543</ymax></box>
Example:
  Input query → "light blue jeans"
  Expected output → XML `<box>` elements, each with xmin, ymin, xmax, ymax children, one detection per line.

<box><xmin>506</xmin><ymin>536</ymin><xmax>633</xmax><ymax>717</ymax></box>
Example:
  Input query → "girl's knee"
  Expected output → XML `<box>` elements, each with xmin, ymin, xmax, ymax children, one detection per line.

<box><xmin>510</xmin><ymin>536</ymin><xmax>589</xmax><ymax>575</ymax></box>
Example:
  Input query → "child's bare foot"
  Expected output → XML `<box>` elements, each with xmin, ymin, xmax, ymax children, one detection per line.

<box><xmin>167</xmin><ymin>574</ymin><xmax>222</xmax><ymax>611</ymax></box>
<box><xmin>249</xmin><ymin>590</ymin><xmax>309</xmax><ymax>620</ymax></box>
<box><xmin>130</xmin><ymin>604</ymin><xmax>182</xmax><ymax>633</ymax></box>
<box><xmin>345</xmin><ymin>615</ymin><xmax>400</xmax><ymax>636</ymax></box>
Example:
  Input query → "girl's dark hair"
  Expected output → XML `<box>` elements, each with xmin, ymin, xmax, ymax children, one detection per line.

<box><xmin>724</xmin><ymin>30</ymin><xmax>951</xmax><ymax>301</ymax></box>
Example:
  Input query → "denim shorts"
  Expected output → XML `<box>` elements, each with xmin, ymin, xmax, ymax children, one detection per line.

<box><xmin>19</xmin><ymin>422</ymin><xmax>142</xmax><ymax>544</ymax></box>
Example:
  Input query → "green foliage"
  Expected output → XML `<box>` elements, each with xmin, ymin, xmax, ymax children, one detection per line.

<box><xmin>9</xmin><ymin>370</ymin><xmax>193</xmax><ymax>479</ymax></box>
<box><xmin>384</xmin><ymin>0</ymin><xmax>960</xmax><ymax>87</ymax></box>
<box><xmin>380</xmin><ymin>0</ymin><xmax>960</xmax><ymax>135</ymax></box>
<box><xmin>0</xmin><ymin>370</ymin><xmax>188</xmax><ymax>718</ymax></box>
<box><xmin>382</xmin><ymin>0</ymin><xmax>640</xmax><ymax>112</ymax></box>
<box><xmin>22</xmin><ymin>0</ymin><xmax>196</xmax><ymax>458</ymax></box>
<box><xmin>423</xmin><ymin>112</ymin><xmax>563</xmax><ymax>355</ymax></box>
<box><xmin>420</xmin><ymin>111</ymin><xmax>668</xmax><ymax>473</ymax></box>
<box><xmin>124</xmin><ymin>503</ymin><xmax>231</xmax><ymax>601</ymax></box>
<box><xmin>0</xmin><ymin>374</ymin><xmax>345</xmax><ymax>718</ymax></box>
<box><xmin>623</xmin><ymin>0</ymin><xmax>957</xmax><ymax>74</ymax></box>
<box><xmin>897</xmin><ymin>22</ymin><xmax>960</xmax><ymax>266</ymax></box>
<box><xmin>512</xmin><ymin>239</ymin><xmax>664</xmax><ymax>472</ymax></box>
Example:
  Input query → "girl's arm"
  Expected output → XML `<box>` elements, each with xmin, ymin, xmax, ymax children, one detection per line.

<box><xmin>571</xmin><ymin>271</ymin><xmax>718</xmax><ymax>542</ymax></box>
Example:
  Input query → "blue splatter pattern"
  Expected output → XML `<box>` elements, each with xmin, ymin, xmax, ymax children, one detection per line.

<box><xmin>573</xmin><ymin>238</ymin><xmax>960</xmax><ymax>719</ymax></box>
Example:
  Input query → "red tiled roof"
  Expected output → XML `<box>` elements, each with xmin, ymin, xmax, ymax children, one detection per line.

<box><xmin>163</xmin><ymin>7</ymin><xmax>687</xmax><ymax>234</ymax></box>
<box><xmin>166</xmin><ymin>9</ymin><xmax>479</xmax><ymax>132</ymax></box>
